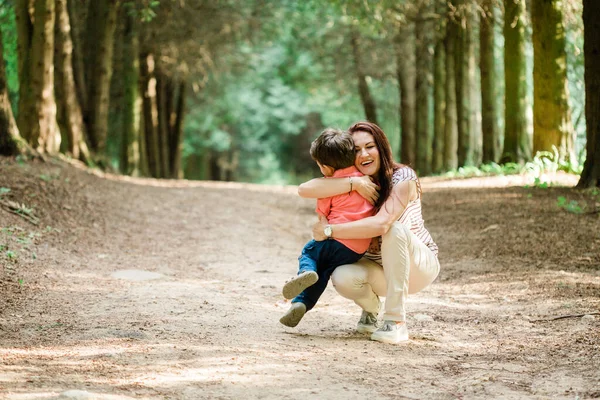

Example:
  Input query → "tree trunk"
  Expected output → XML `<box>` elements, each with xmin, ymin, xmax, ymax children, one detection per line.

<box><xmin>119</xmin><ymin>12</ymin><xmax>141</xmax><ymax>176</ymax></box>
<box><xmin>350</xmin><ymin>30</ymin><xmax>378</xmax><ymax>125</ymax></box>
<box><xmin>84</xmin><ymin>0</ymin><xmax>119</xmax><ymax>155</ymax></box>
<box><xmin>15</xmin><ymin>0</ymin><xmax>33</xmax><ymax>141</ymax></box>
<box><xmin>0</xmin><ymin>28</ymin><xmax>29</xmax><ymax>156</ymax></box>
<box><xmin>455</xmin><ymin>0</ymin><xmax>474</xmax><ymax>167</ymax></box>
<box><xmin>503</xmin><ymin>0</ymin><xmax>530</xmax><ymax>163</ymax></box>
<box><xmin>55</xmin><ymin>0</ymin><xmax>90</xmax><ymax>161</ymax></box>
<box><xmin>480</xmin><ymin>0</ymin><xmax>501</xmax><ymax>163</ymax></box>
<box><xmin>576</xmin><ymin>0</ymin><xmax>600</xmax><ymax>188</ymax></box>
<box><xmin>531</xmin><ymin>0</ymin><xmax>575</xmax><ymax>165</ymax></box>
<box><xmin>169</xmin><ymin>81</ymin><xmax>187</xmax><ymax>179</ymax></box>
<box><xmin>16</xmin><ymin>0</ymin><xmax>58</xmax><ymax>153</ymax></box>
<box><xmin>67</xmin><ymin>0</ymin><xmax>87</xmax><ymax>116</ymax></box>
<box><xmin>140</xmin><ymin>52</ymin><xmax>161</xmax><ymax>178</ymax></box>
<box><xmin>444</xmin><ymin>9</ymin><xmax>459</xmax><ymax>171</ymax></box>
<box><xmin>415</xmin><ymin>11</ymin><xmax>434</xmax><ymax>175</ymax></box>
<box><xmin>31</xmin><ymin>0</ymin><xmax>57</xmax><ymax>153</ymax></box>
<box><xmin>432</xmin><ymin>0</ymin><xmax>447</xmax><ymax>174</ymax></box>
<box><xmin>396</xmin><ymin>25</ymin><xmax>416</xmax><ymax>166</ymax></box>
<box><xmin>156</xmin><ymin>72</ymin><xmax>171</xmax><ymax>178</ymax></box>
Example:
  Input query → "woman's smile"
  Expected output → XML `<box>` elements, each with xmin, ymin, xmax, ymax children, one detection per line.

<box><xmin>353</xmin><ymin>131</ymin><xmax>380</xmax><ymax>176</ymax></box>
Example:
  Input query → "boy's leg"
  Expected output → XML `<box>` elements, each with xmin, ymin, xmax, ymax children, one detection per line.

<box><xmin>282</xmin><ymin>240</ymin><xmax>320</xmax><ymax>300</ymax></box>
<box><xmin>294</xmin><ymin>241</ymin><xmax>363</xmax><ymax>311</ymax></box>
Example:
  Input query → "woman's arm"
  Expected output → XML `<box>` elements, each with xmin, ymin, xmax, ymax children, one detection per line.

<box><xmin>298</xmin><ymin>175</ymin><xmax>379</xmax><ymax>204</ymax></box>
<box><xmin>312</xmin><ymin>180</ymin><xmax>418</xmax><ymax>240</ymax></box>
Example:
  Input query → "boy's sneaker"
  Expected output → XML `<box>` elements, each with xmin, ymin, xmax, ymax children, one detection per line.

<box><xmin>279</xmin><ymin>302</ymin><xmax>307</xmax><ymax>327</ymax></box>
<box><xmin>356</xmin><ymin>310</ymin><xmax>380</xmax><ymax>334</ymax></box>
<box><xmin>282</xmin><ymin>271</ymin><xmax>318</xmax><ymax>299</ymax></box>
<box><xmin>370</xmin><ymin>320</ymin><xmax>409</xmax><ymax>344</ymax></box>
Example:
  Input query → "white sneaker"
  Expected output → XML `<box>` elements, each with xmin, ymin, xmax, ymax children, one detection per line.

<box><xmin>282</xmin><ymin>271</ymin><xmax>318</xmax><ymax>299</ymax></box>
<box><xmin>356</xmin><ymin>310</ymin><xmax>380</xmax><ymax>334</ymax></box>
<box><xmin>370</xmin><ymin>320</ymin><xmax>409</xmax><ymax>344</ymax></box>
<box><xmin>279</xmin><ymin>302</ymin><xmax>307</xmax><ymax>327</ymax></box>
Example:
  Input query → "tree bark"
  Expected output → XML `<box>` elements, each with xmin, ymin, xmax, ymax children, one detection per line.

<box><xmin>15</xmin><ymin>0</ymin><xmax>32</xmax><ymax>141</ymax></box>
<box><xmin>55</xmin><ymin>0</ymin><xmax>90</xmax><ymax>161</ymax></box>
<box><xmin>531</xmin><ymin>0</ymin><xmax>575</xmax><ymax>165</ymax></box>
<box><xmin>30</xmin><ymin>0</ymin><xmax>57</xmax><ymax>153</ymax></box>
<box><xmin>576</xmin><ymin>0</ymin><xmax>600</xmax><ymax>188</ymax></box>
<box><xmin>455</xmin><ymin>0</ymin><xmax>475</xmax><ymax>167</ymax></box>
<box><xmin>480</xmin><ymin>0</ymin><xmax>501</xmax><ymax>163</ymax></box>
<box><xmin>169</xmin><ymin>81</ymin><xmax>187</xmax><ymax>179</ymax></box>
<box><xmin>84</xmin><ymin>0</ymin><xmax>119</xmax><ymax>155</ymax></box>
<box><xmin>350</xmin><ymin>30</ymin><xmax>378</xmax><ymax>125</ymax></box>
<box><xmin>503</xmin><ymin>0</ymin><xmax>530</xmax><ymax>163</ymax></box>
<box><xmin>396</xmin><ymin>24</ymin><xmax>416</xmax><ymax>166</ymax></box>
<box><xmin>67</xmin><ymin>0</ymin><xmax>87</xmax><ymax>116</ymax></box>
<box><xmin>432</xmin><ymin>0</ymin><xmax>447</xmax><ymax>174</ymax></box>
<box><xmin>156</xmin><ymin>72</ymin><xmax>171</xmax><ymax>178</ymax></box>
<box><xmin>444</xmin><ymin>9</ymin><xmax>459</xmax><ymax>171</ymax></box>
<box><xmin>16</xmin><ymin>0</ymin><xmax>58</xmax><ymax>153</ymax></box>
<box><xmin>140</xmin><ymin>52</ymin><xmax>161</xmax><ymax>178</ymax></box>
<box><xmin>415</xmin><ymin>10</ymin><xmax>434</xmax><ymax>175</ymax></box>
<box><xmin>119</xmin><ymin>12</ymin><xmax>141</xmax><ymax>175</ymax></box>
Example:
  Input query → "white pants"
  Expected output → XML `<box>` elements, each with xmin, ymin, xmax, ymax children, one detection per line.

<box><xmin>331</xmin><ymin>222</ymin><xmax>440</xmax><ymax>322</ymax></box>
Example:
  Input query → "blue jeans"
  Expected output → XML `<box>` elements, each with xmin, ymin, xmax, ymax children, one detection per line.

<box><xmin>293</xmin><ymin>239</ymin><xmax>363</xmax><ymax>311</ymax></box>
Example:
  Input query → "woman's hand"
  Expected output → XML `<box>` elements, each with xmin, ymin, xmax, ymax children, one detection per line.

<box><xmin>312</xmin><ymin>214</ymin><xmax>329</xmax><ymax>241</ymax></box>
<box><xmin>354</xmin><ymin>175</ymin><xmax>380</xmax><ymax>205</ymax></box>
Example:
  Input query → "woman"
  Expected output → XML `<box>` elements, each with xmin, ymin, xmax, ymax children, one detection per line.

<box><xmin>298</xmin><ymin>121</ymin><xmax>440</xmax><ymax>344</ymax></box>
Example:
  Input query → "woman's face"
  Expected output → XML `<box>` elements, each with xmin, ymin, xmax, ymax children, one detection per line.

<box><xmin>352</xmin><ymin>130</ymin><xmax>380</xmax><ymax>177</ymax></box>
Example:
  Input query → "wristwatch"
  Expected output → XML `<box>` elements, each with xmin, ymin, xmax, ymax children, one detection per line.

<box><xmin>324</xmin><ymin>224</ymin><xmax>333</xmax><ymax>238</ymax></box>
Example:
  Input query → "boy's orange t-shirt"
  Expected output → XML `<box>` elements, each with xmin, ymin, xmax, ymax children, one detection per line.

<box><xmin>316</xmin><ymin>166</ymin><xmax>375</xmax><ymax>254</ymax></box>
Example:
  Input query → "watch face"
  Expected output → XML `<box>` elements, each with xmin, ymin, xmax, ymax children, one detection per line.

<box><xmin>324</xmin><ymin>226</ymin><xmax>332</xmax><ymax>237</ymax></box>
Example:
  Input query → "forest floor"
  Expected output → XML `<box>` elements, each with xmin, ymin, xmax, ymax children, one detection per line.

<box><xmin>0</xmin><ymin>156</ymin><xmax>599</xmax><ymax>400</ymax></box>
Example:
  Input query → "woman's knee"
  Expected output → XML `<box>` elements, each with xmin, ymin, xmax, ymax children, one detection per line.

<box><xmin>331</xmin><ymin>263</ymin><xmax>366</xmax><ymax>296</ymax></box>
<box><xmin>382</xmin><ymin>221</ymin><xmax>411</xmax><ymax>244</ymax></box>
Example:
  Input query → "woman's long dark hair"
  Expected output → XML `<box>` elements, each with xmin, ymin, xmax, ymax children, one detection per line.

<box><xmin>348</xmin><ymin>121</ymin><xmax>403</xmax><ymax>210</ymax></box>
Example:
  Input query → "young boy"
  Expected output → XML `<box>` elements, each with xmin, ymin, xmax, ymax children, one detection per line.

<box><xmin>280</xmin><ymin>128</ymin><xmax>374</xmax><ymax>327</ymax></box>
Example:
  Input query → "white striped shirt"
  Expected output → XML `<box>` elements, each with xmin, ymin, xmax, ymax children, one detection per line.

<box><xmin>365</xmin><ymin>166</ymin><xmax>438</xmax><ymax>264</ymax></box>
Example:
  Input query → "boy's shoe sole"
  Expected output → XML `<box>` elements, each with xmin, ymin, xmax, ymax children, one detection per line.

<box><xmin>282</xmin><ymin>271</ymin><xmax>318</xmax><ymax>299</ymax></box>
<box><xmin>279</xmin><ymin>302</ymin><xmax>307</xmax><ymax>327</ymax></box>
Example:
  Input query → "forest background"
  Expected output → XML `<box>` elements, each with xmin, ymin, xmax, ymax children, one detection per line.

<box><xmin>0</xmin><ymin>0</ymin><xmax>599</xmax><ymax>188</ymax></box>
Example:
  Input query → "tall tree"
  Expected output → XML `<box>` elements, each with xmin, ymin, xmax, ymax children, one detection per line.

<box><xmin>15</xmin><ymin>0</ymin><xmax>58</xmax><ymax>153</ymax></box>
<box><xmin>503</xmin><ymin>0</ymin><xmax>530</xmax><ymax>163</ymax></box>
<box><xmin>444</xmin><ymin>3</ymin><xmax>459</xmax><ymax>170</ymax></box>
<box><xmin>415</xmin><ymin>4</ymin><xmax>434</xmax><ymax>175</ymax></box>
<box><xmin>54</xmin><ymin>0</ymin><xmax>90</xmax><ymax>161</ymax></box>
<box><xmin>396</xmin><ymin>24</ymin><xmax>416</xmax><ymax>166</ymax></box>
<box><xmin>455</xmin><ymin>0</ymin><xmax>475</xmax><ymax>167</ymax></box>
<box><xmin>480</xmin><ymin>0</ymin><xmax>501</xmax><ymax>163</ymax></box>
<box><xmin>432</xmin><ymin>0</ymin><xmax>447</xmax><ymax>174</ymax></box>
<box><xmin>119</xmin><ymin>10</ymin><xmax>141</xmax><ymax>175</ymax></box>
<box><xmin>350</xmin><ymin>29</ymin><xmax>378</xmax><ymax>125</ymax></box>
<box><xmin>531</xmin><ymin>0</ymin><xmax>575</xmax><ymax>164</ymax></box>
<box><xmin>84</xmin><ymin>0</ymin><xmax>120</xmax><ymax>156</ymax></box>
<box><xmin>576</xmin><ymin>0</ymin><xmax>600</xmax><ymax>188</ymax></box>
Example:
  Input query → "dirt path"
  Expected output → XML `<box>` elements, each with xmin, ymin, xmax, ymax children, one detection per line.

<box><xmin>0</xmin><ymin>159</ymin><xmax>599</xmax><ymax>399</ymax></box>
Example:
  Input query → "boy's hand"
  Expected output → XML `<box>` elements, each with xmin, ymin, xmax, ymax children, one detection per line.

<box><xmin>312</xmin><ymin>214</ymin><xmax>328</xmax><ymax>241</ymax></box>
<box><xmin>355</xmin><ymin>176</ymin><xmax>380</xmax><ymax>205</ymax></box>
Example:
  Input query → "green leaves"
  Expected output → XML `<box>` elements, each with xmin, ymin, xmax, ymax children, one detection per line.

<box><xmin>557</xmin><ymin>196</ymin><xmax>584</xmax><ymax>214</ymax></box>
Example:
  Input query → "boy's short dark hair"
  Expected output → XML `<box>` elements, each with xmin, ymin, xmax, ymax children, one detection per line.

<box><xmin>309</xmin><ymin>128</ymin><xmax>356</xmax><ymax>170</ymax></box>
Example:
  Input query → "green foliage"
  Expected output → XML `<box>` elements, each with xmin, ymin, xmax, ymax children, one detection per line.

<box><xmin>0</xmin><ymin>2</ymin><xmax>19</xmax><ymax>114</ymax></box>
<box><xmin>556</xmin><ymin>196</ymin><xmax>584</xmax><ymax>214</ymax></box>
<box><xmin>0</xmin><ymin>187</ymin><xmax>10</xmax><ymax>196</ymax></box>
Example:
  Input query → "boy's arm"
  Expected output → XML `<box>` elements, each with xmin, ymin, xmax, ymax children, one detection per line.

<box><xmin>298</xmin><ymin>175</ymin><xmax>379</xmax><ymax>205</ymax></box>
